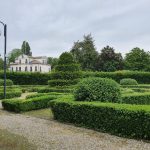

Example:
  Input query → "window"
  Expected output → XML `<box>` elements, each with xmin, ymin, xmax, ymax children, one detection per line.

<box><xmin>19</xmin><ymin>67</ymin><xmax>21</xmax><ymax>71</ymax></box>
<box><xmin>19</xmin><ymin>60</ymin><xmax>21</xmax><ymax>64</ymax></box>
<box><xmin>30</xmin><ymin>67</ymin><xmax>32</xmax><ymax>72</ymax></box>
<box><xmin>35</xmin><ymin>66</ymin><xmax>37</xmax><ymax>71</ymax></box>
<box><xmin>40</xmin><ymin>66</ymin><xmax>42</xmax><ymax>72</ymax></box>
<box><xmin>25</xmin><ymin>66</ymin><xmax>27</xmax><ymax>71</ymax></box>
<box><xmin>16</xmin><ymin>67</ymin><xmax>18</xmax><ymax>72</ymax></box>
<box><xmin>25</xmin><ymin>59</ymin><xmax>28</xmax><ymax>64</ymax></box>
<box><xmin>43</xmin><ymin>60</ymin><xmax>44</xmax><ymax>64</ymax></box>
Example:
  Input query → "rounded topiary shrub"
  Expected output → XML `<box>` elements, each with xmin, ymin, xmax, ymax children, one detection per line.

<box><xmin>0</xmin><ymin>79</ymin><xmax>13</xmax><ymax>86</ymax></box>
<box><xmin>74</xmin><ymin>77</ymin><xmax>121</xmax><ymax>102</ymax></box>
<box><xmin>120</xmin><ymin>78</ymin><xmax>138</xmax><ymax>85</ymax></box>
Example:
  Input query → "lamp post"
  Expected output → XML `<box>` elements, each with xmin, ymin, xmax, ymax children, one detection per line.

<box><xmin>0</xmin><ymin>20</ymin><xmax>7</xmax><ymax>99</ymax></box>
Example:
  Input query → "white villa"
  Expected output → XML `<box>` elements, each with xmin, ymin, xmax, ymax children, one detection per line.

<box><xmin>9</xmin><ymin>54</ymin><xmax>51</xmax><ymax>73</ymax></box>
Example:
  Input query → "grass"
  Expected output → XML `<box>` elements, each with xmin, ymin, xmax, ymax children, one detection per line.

<box><xmin>22</xmin><ymin>108</ymin><xmax>53</xmax><ymax>120</ymax></box>
<box><xmin>0</xmin><ymin>129</ymin><xmax>36</xmax><ymax>150</ymax></box>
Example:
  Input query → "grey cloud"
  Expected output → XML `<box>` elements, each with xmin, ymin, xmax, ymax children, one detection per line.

<box><xmin>0</xmin><ymin>0</ymin><xmax>150</xmax><ymax>58</ymax></box>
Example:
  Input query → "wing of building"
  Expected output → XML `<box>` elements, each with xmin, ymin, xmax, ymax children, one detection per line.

<box><xmin>9</xmin><ymin>54</ymin><xmax>51</xmax><ymax>73</ymax></box>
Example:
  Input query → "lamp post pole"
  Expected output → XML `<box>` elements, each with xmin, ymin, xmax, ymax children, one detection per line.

<box><xmin>0</xmin><ymin>21</ymin><xmax>7</xmax><ymax>99</ymax></box>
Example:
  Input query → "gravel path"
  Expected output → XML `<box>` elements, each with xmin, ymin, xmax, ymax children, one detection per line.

<box><xmin>0</xmin><ymin>103</ymin><xmax>150</xmax><ymax>150</ymax></box>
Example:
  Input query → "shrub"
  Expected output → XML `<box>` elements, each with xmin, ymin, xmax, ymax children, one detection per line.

<box><xmin>2</xmin><ymin>95</ymin><xmax>58</xmax><ymax>112</ymax></box>
<box><xmin>74</xmin><ymin>78</ymin><xmax>121</xmax><ymax>102</ymax></box>
<box><xmin>122</xmin><ymin>92</ymin><xmax>150</xmax><ymax>105</ymax></box>
<box><xmin>49</xmin><ymin>52</ymin><xmax>81</xmax><ymax>86</ymax></box>
<box><xmin>50</xmin><ymin>95</ymin><xmax>150</xmax><ymax>140</ymax></box>
<box><xmin>82</xmin><ymin>71</ymin><xmax>150</xmax><ymax>84</ymax></box>
<box><xmin>0</xmin><ymin>71</ymin><xmax>51</xmax><ymax>85</ymax></box>
<box><xmin>0</xmin><ymin>79</ymin><xmax>13</xmax><ymax>86</ymax></box>
<box><xmin>38</xmin><ymin>87</ymin><xmax>73</xmax><ymax>93</ymax></box>
<box><xmin>120</xmin><ymin>78</ymin><xmax>138</xmax><ymax>85</ymax></box>
<box><xmin>0</xmin><ymin>91</ymin><xmax>22</xmax><ymax>99</ymax></box>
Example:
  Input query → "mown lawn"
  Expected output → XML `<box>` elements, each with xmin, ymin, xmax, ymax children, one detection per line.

<box><xmin>22</xmin><ymin>108</ymin><xmax>53</xmax><ymax>120</ymax></box>
<box><xmin>0</xmin><ymin>129</ymin><xmax>36</xmax><ymax>150</ymax></box>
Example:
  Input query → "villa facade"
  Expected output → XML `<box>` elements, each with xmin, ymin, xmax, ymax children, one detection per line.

<box><xmin>9</xmin><ymin>54</ymin><xmax>51</xmax><ymax>73</ymax></box>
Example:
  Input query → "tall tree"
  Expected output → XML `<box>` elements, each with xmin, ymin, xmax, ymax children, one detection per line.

<box><xmin>70</xmin><ymin>34</ymin><xmax>98</xmax><ymax>71</ymax></box>
<box><xmin>21</xmin><ymin>41</ymin><xmax>32</xmax><ymax>56</ymax></box>
<box><xmin>96</xmin><ymin>46</ymin><xmax>123</xmax><ymax>71</ymax></box>
<box><xmin>8</xmin><ymin>48</ymin><xmax>22</xmax><ymax>63</ymax></box>
<box><xmin>124</xmin><ymin>47</ymin><xmax>150</xmax><ymax>71</ymax></box>
<box><xmin>47</xmin><ymin>57</ymin><xmax>59</xmax><ymax>70</ymax></box>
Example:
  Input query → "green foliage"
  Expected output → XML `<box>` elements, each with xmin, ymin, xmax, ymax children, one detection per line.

<box><xmin>58</xmin><ymin>52</ymin><xmax>75</xmax><ymax>65</ymax></box>
<box><xmin>122</xmin><ymin>92</ymin><xmax>150</xmax><ymax>105</ymax></box>
<box><xmin>124</xmin><ymin>47</ymin><xmax>150</xmax><ymax>71</ymax></box>
<box><xmin>48</xmin><ymin>79</ymin><xmax>79</xmax><ymax>86</ymax></box>
<box><xmin>8</xmin><ymin>49</ymin><xmax>22</xmax><ymax>63</ymax></box>
<box><xmin>21</xmin><ymin>41</ymin><xmax>32</xmax><ymax>56</ymax></box>
<box><xmin>0</xmin><ymin>71</ymin><xmax>51</xmax><ymax>85</ymax></box>
<box><xmin>120</xmin><ymin>78</ymin><xmax>138</xmax><ymax>85</ymax></box>
<box><xmin>0</xmin><ymin>58</ymin><xmax>4</xmax><ymax>70</ymax></box>
<box><xmin>26</xmin><ymin>92</ymin><xmax>64</xmax><ymax>99</ymax></box>
<box><xmin>2</xmin><ymin>95</ymin><xmax>57</xmax><ymax>112</ymax></box>
<box><xmin>83</xmin><ymin>71</ymin><xmax>150</xmax><ymax>84</ymax></box>
<box><xmin>74</xmin><ymin>78</ymin><xmax>121</xmax><ymax>102</ymax></box>
<box><xmin>0</xmin><ymin>91</ymin><xmax>22</xmax><ymax>99</ymax></box>
<box><xmin>0</xmin><ymin>79</ymin><xmax>13</xmax><ymax>86</ymax></box>
<box><xmin>47</xmin><ymin>57</ymin><xmax>59</xmax><ymax>70</ymax></box>
<box><xmin>96</xmin><ymin>46</ymin><xmax>123</xmax><ymax>71</ymax></box>
<box><xmin>38</xmin><ymin>87</ymin><xmax>73</xmax><ymax>93</ymax></box>
<box><xmin>49</xmin><ymin>52</ymin><xmax>81</xmax><ymax>87</ymax></box>
<box><xmin>50</xmin><ymin>95</ymin><xmax>150</xmax><ymax>140</ymax></box>
<box><xmin>70</xmin><ymin>34</ymin><xmax>98</xmax><ymax>71</ymax></box>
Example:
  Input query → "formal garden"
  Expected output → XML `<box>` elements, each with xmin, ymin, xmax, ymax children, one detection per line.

<box><xmin>0</xmin><ymin>51</ymin><xmax>150</xmax><ymax>146</ymax></box>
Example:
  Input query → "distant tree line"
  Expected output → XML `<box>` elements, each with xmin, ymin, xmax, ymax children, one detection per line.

<box><xmin>3</xmin><ymin>34</ymin><xmax>150</xmax><ymax>72</ymax></box>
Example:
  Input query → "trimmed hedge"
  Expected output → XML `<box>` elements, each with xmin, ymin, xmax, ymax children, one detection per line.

<box><xmin>83</xmin><ymin>71</ymin><xmax>150</xmax><ymax>84</ymax></box>
<box><xmin>0</xmin><ymin>91</ymin><xmax>22</xmax><ymax>99</ymax></box>
<box><xmin>122</xmin><ymin>93</ymin><xmax>150</xmax><ymax>105</ymax></box>
<box><xmin>55</xmin><ymin>64</ymin><xmax>80</xmax><ymax>72</ymax></box>
<box><xmin>48</xmin><ymin>79</ymin><xmax>79</xmax><ymax>86</ymax></box>
<box><xmin>2</xmin><ymin>95</ymin><xmax>57</xmax><ymax>112</ymax></box>
<box><xmin>0</xmin><ymin>79</ymin><xmax>13</xmax><ymax>86</ymax></box>
<box><xmin>38</xmin><ymin>88</ymin><xmax>73</xmax><ymax>93</ymax></box>
<box><xmin>0</xmin><ymin>71</ymin><xmax>51</xmax><ymax>85</ymax></box>
<box><xmin>120</xmin><ymin>78</ymin><xmax>138</xmax><ymax>85</ymax></box>
<box><xmin>74</xmin><ymin>78</ymin><xmax>121</xmax><ymax>102</ymax></box>
<box><xmin>121</xmin><ymin>84</ymin><xmax>150</xmax><ymax>89</ymax></box>
<box><xmin>26</xmin><ymin>92</ymin><xmax>64</xmax><ymax>99</ymax></box>
<box><xmin>50</xmin><ymin>95</ymin><xmax>150</xmax><ymax>140</ymax></box>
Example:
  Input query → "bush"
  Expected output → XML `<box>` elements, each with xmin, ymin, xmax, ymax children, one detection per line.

<box><xmin>0</xmin><ymin>71</ymin><xmax>51</xmax><ymax>85</ymax></box>
<box><xmin>74</xmin><ymin>78</ymin><xmax>121</xmax><ymax>102</ymax></box>
<box><xmin>0</xmin><ymin>91</ymin><xmax>22</xmax><ymax>99</ymax></box>
<box><xmin>0</xmin><ymin>79</ymin><xmax>13</xmax><ymax>86</ymax></box>
<box><xmin>122</xmin><ymin>92</ymin><xmax>150</xmax><ymax>105</ymax></box>
<box><xmin>48</xmin><ymin>79</ymin><xmax>79</xmax><ymax>86</ymax></box>
<box><xmin>82</xmin><ymin>71</ymin><xmax>150</xmax><ymax>84</ymax></box>
<box><xmin>2</xmin><ymin>95</ymin><xmax>58</xmax><ymax>112</ymax></box>
<box><xmin>38</xmin><ymin>87</ymin><xmax>73</xmax><ymax>93</ymax></box>
<box><xmin>120</xmin><ymin>78</ymin><xmax>138</xmax><ymax>85</ymax></box>
<box><xmin>50</xmin><ymin>95</ymin><xmax>150</xmax><ymax>140</ymax></box>
<box><xmin>26</xmin><ymin>92</ymin><xmax>64</xmax><ymax>99</ymax></box>
<box><xmin>49</xmin><ymin>52</ymin><xmax>81</xmax><ymax>86</ymax></box>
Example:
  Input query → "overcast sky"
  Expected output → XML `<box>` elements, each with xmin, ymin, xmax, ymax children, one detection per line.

<box><xmin>0</xmin><ymin>0</ymin><xmax>150</xmax><ymax>58</ymax></box>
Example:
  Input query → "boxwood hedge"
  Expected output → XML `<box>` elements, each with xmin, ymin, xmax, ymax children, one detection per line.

<box><xmin>0</xmin><ymin>79</ymin><xmax>13</xmax><ymax>86</ymax></box>
<box><xmin>50</xmin><ymin>95</ymin><xmax>150</xmax><ymax>140</ymax></box>
<box><xmin>2</xmin><ymin>95</ymin><xmax>58</xmax><ymax>112</ymax></box>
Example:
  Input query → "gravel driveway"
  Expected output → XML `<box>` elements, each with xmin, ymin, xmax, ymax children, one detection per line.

<box><xmin>0</xmin><ymin>102</ymin><xmax>150</xmax><ymax>150</ymax></box>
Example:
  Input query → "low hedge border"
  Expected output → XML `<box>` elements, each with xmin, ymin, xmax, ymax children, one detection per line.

<box><xmin>49</xmin><ymin>95</ymin><xmax>150</xmax><ymax>140</ymax></box>
<box><xmin>26</xmin><ymin>92</ymin><xmax>64</xmax><ymax>99</ymax></box>
<box><xmin>122</xmin><ymin>92</ymin><xmax>150</xmax><ymax>105</ymax></box>
<box><xmin>0</xmin><ymin>91</ymin><xmax>22</xmax><ymax>99</ymax></box>
<box><xmin>2</xmin><ymin>95</ymin><xmax>58</xmax><ymax>112</ymax></box>
<box><xmin>121</xmin><ymin>85</ymin><xmax>150</xmax><ymax>89</ymax></box>
<box><xmin>37</xmin><ymin>88</ymin><xmax>73</xmax><ymax>93</ymax></box>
